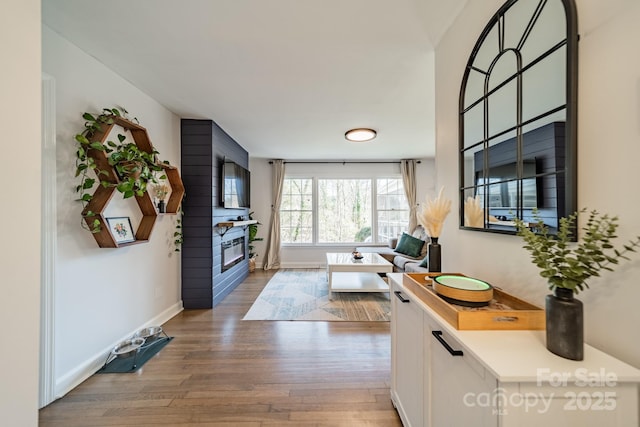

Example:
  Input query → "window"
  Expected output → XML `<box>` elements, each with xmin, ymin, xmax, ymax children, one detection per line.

<box><xmin>280</xmin><ymin>178</ymin><xmax>313</xmax><ymax>243</ymax></box>
<box><xmin>318</xmin><ymin>179</ymin><xmax>371</xmax><ymax>243</ymax></box>
<box><xmin>377</xmin><ymin>178</ymin><xmax>409</xmax><ymax>242</ymax></box>
<box><xmin>281</xmin><ymin>176</ymin><xmax>408</xmax><ymax>245</ymax></box>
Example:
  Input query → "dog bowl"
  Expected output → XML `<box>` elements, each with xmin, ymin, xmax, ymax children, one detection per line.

<box><xmin>134</xmin><ymin>326</ymin><xmax>163</xmax><ymax>341</ymax></box>
<box><xmin>113</xmin><ymin>337</ymin><xmax>145</xmax><ymax>358</ymax></box>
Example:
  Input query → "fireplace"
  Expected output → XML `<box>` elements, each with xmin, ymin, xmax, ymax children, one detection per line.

<box><xmin>221</xmin><ymin>236</ymin><xmax>245</xmax><ymax>272</ymax></box>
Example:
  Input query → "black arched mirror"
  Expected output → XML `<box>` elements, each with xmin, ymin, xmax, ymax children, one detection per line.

<box><xmin>459</xmin><ymin>0</ymin><xmax>578</xmax><ymax>235</ymax></box>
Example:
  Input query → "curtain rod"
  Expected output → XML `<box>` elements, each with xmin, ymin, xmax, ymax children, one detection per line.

<box><xmin>268</xmin><ymin>160</ymin><xmax>421</xmax><ymax>164</ymax></box>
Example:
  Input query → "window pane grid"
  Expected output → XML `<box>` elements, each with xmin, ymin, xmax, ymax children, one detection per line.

<box><xmin>280</xmin><ymin>176</ymin><xmax>409</xmax><ymax>245</ymax></box>
<box><xmin>318</xmin><ymin>179</ymin><xmax>372</xmax><ymax>243</ymax></box>
<box><xmin>377</xmin><ymin>178</ymin><xmax>409</xmax><ymax>243</ymax></box>
<box><xmin>281</xmin><ymin>178</ymin><xmax>313</xmax><ymax>243</ymax></box>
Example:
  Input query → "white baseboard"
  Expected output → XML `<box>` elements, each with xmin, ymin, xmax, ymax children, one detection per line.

<box><xmin>257</xmin><ymin>261</ymin><xmax>325</xmax><ymax>270</ymax></box>
<box><xmin>279</xmin><ymin>262</ymin><xmax>325</xmax><ymax>269</ymax></box>
<box><xmin>54</xmin><ymin>301</ymin><xmax>184</xmax><ymax>400</ymax></box>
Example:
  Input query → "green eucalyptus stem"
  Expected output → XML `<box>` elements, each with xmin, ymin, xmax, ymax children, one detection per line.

<box><xmin>514</xmin><ymin>209</ymin><xmax>640</xmax><ymax>294</ymax></box>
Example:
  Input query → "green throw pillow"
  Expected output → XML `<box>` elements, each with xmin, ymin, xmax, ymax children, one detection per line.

<box><xmin>395</xmin><ymin>232</ymin><xmax>425</xmax><ymax>258</ymax></box>
<box><xmin>419</xmin><ymin>255</ymin><xmax>428</xmax><ymax>268</ymax></box>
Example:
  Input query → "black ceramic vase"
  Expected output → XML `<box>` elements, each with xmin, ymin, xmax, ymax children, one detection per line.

<box><xmin>157</xmin><ymin>200</ymin><xmax>166</xmax><ymax>213</ymax></box>
<box><xmin>428</xmin><ymin>237</ymin><xmax>441</xmax><ymax>272</ymax></box>
<box><xmin>546</xmin><ymin>287</ymin><xmax>584</xmax><ymax>360</ymax></box>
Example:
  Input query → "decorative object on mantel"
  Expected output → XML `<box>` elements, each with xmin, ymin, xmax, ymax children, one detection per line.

<box><xmin>417</xmin><ymin>187</ymin><xmax>452</xmax><ymax>272</ymax></box>
<box><xmin>72</xmin><ymin>106</ymin><xmax>185</xmax><ymax>248</ymax></box>
<box><xmin>515</xmin><ymin>209</ymin><xmax>640</xmax><ymax>360</ymax></box>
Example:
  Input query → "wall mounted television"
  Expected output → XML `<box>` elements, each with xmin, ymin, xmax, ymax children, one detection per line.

<box><xmin>474</xmin><ymin>160</ymin><xmax>539</xmax><ymax>209</ymax></box>
<box><xmin>221</xmin><ymin>159</ymin><xmax>250</xmax><ymax>209</ymax></box>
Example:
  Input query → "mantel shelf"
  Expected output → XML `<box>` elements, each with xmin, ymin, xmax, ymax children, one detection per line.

<box><xmin>216</xmin><ymin>220</ymin><xmax>258</xmax><ymax>228</ymax></box>
<box><xmin>215</xmin><ymin>220</ymin><xmax>258</xmax><ymax>237</ymax></box>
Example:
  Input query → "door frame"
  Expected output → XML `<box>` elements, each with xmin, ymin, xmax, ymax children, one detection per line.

<box><xmin>40</xmin><ymin>73</ymin><xmax>56</xmax><ymax>408</ymax></box>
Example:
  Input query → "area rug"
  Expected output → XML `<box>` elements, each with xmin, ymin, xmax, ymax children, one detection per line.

<box><xmin>243</xmin><ymin>269</ymin><xmax>390</xmax><ymax>321</ymax></box>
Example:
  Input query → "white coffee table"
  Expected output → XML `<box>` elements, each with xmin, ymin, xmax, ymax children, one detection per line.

<box><xmin>325</xmin><ymin>252</ymin><xmax>394</xmax><ymax>297</ymax></box>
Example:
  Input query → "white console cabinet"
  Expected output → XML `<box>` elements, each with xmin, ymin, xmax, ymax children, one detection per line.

<box><xmin>391</xmin><ymin>286</ymin><xmax>425</xmax><ymax>426</ymax></box>
<box><xmin>389</xmin><ymin>274</ymin><xmax>640</xmax><ymax>427</ymax></box>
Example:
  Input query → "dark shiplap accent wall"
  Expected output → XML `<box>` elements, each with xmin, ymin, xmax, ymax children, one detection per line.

<box><xmin>474</xmin><ymin>121</ymin><xmax>565</xmax><ymax>228</ymax></box>
<box><xmin>181</xmin><ymin>119</ymin><xmax>250</xmax><ymax>309</ymax></box>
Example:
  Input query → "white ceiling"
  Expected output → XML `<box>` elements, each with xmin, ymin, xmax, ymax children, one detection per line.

<box><xmin>42</xmin><ymin>0</ymin><xmax>466</xmax><ymax>160</ymax></box>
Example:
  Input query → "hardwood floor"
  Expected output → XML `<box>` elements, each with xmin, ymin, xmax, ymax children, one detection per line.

<box><xmin>39</xmin><ymin>270</ymin><xmax>402</xmax><ymax>426</ymax></box>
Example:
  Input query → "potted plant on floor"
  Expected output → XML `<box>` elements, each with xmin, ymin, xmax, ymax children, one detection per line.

<box><xmin>514</xmin><ymin>209</ymin><xmax>640</xmax><ymax>360</ymax></box>
<box><xmin>248</xmin><ymin>212</ymin><xmax>263</xmax><ymax>272</ymax></box>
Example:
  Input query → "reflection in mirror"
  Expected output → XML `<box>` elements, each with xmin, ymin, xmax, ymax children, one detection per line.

<box><xmin>459</xmin><ymin>0</ymin><xmax>578</xmax><ymax>235</ymax></box>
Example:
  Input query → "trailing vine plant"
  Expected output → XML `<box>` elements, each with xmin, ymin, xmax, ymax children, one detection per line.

<box><xmin>74</xmin><ymin>107</ymin><xmax>167</xmax><ymax>233</ymax></box>
<box><xmin>173</xmin><ymin>206</ymin><xmax>184</xmax><ymax>252</ymax></box>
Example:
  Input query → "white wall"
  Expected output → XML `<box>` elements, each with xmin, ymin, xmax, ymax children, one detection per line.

<box><xmin>435</xmin><ymin>0</ymin><xmax>640</xmax><ymax>367</ymax></box>
<box><xmin>42</xmin><ymin>25</ymin><xmax>183</xmax><ymax>397</ymax></box>
<box><xmin>249</xmin><ymin>157</ymin><xmax>436</xmax><ymax>268</ymax></box>
<box><xmin>0</xmin><ymin>1</ymin><xmax>41</xmax><ymax>425</ymax></box>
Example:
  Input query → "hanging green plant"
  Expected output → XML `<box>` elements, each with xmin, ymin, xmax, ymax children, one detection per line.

<box><xmin>73</xmin><ymin>107</ymin><xmax>167</xmax><ymax>233</ymax></box>
<box><xmin>106</xmin><ymin>136</ymin><xmax>164</xmax><ymax>198</ymax></box>
<box><xmin>173</xmin><ymin>206</ymin><xmax>184</xmax><ymax>252</ymax></box>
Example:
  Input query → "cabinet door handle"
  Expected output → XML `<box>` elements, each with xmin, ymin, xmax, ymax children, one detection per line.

<box><xmin>432</xmin><ymin>330</ymin><xmax>464</xmax><ymax>356</ymax></box>
<box><xmin>394</xmin><ymin>291</ymin><xmax>410</xmax><ymax>303</ymax></box>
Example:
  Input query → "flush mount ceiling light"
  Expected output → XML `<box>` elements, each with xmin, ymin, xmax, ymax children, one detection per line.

<box><xmin>345</xmin><ymin>128</ymin><xmax>377</xmax><ymax>142</ymax></box>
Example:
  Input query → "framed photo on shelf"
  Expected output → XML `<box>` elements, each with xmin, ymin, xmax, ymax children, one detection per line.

<box><xmin>106</xmin><ymin>217</ymin><xmax>135</xmax><ymax>244</ymax></box>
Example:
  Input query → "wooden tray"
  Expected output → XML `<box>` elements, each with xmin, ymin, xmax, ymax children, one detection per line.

<box><xmin>402</xmin><ymin>273</ymin><xmax>544</xmax><ymax>330</ymax></box>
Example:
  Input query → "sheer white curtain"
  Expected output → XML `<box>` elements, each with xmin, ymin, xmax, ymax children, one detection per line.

<box><xmin>262</xmin><ymin>160</ymin><xmax>285</xmax><ymax>270</ymax></box>
<box><xmin>401</xmin><ymin>159</ymin><xmax>418</xmax><ymax>232</ymax></box>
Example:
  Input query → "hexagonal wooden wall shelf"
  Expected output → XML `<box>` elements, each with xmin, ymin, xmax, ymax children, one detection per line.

<box><xmin>160</xmin><ymin>163</ymin><xmax>186</xmax><ymax>213</ymax></box>
<box><xmin>81</xmin><ymin>116</ymin><xmax>184</xmax><ymax>248</ymax></box>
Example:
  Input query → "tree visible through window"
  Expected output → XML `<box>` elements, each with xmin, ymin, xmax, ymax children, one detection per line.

<box><xmin>280</xmin><ymin>178</ymin><xmax>312</xmax><ymax>243</ymax></box>
<box><xmin>318</xmin><ymin>179</ymin><xmax>371</xmax><ymax>243</ymax></box>
<box><xmin>377</xmin><ymin>178</ymin><xmax>409</xmax><ymax>243</ymax></box>
<box><xmin>280</xmin><ymin>176</ymin><xmax>408</xmax><ymax>245</ymax></box>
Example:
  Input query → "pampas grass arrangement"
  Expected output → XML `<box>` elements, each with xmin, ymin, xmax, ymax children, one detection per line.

<box><xmin>418</xmin><ymin>187</ymin><xmax>452</xmax><ymax>238</ymax></box>
<box><xmin>153</xmin><ymin>183</ymin><xmax>170</xmax><ymax>201</ymax></box>
<box><xmin>464</xmin><ymin>195</ymin><xmax>484</xmax><ymax>227</ymax></box>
